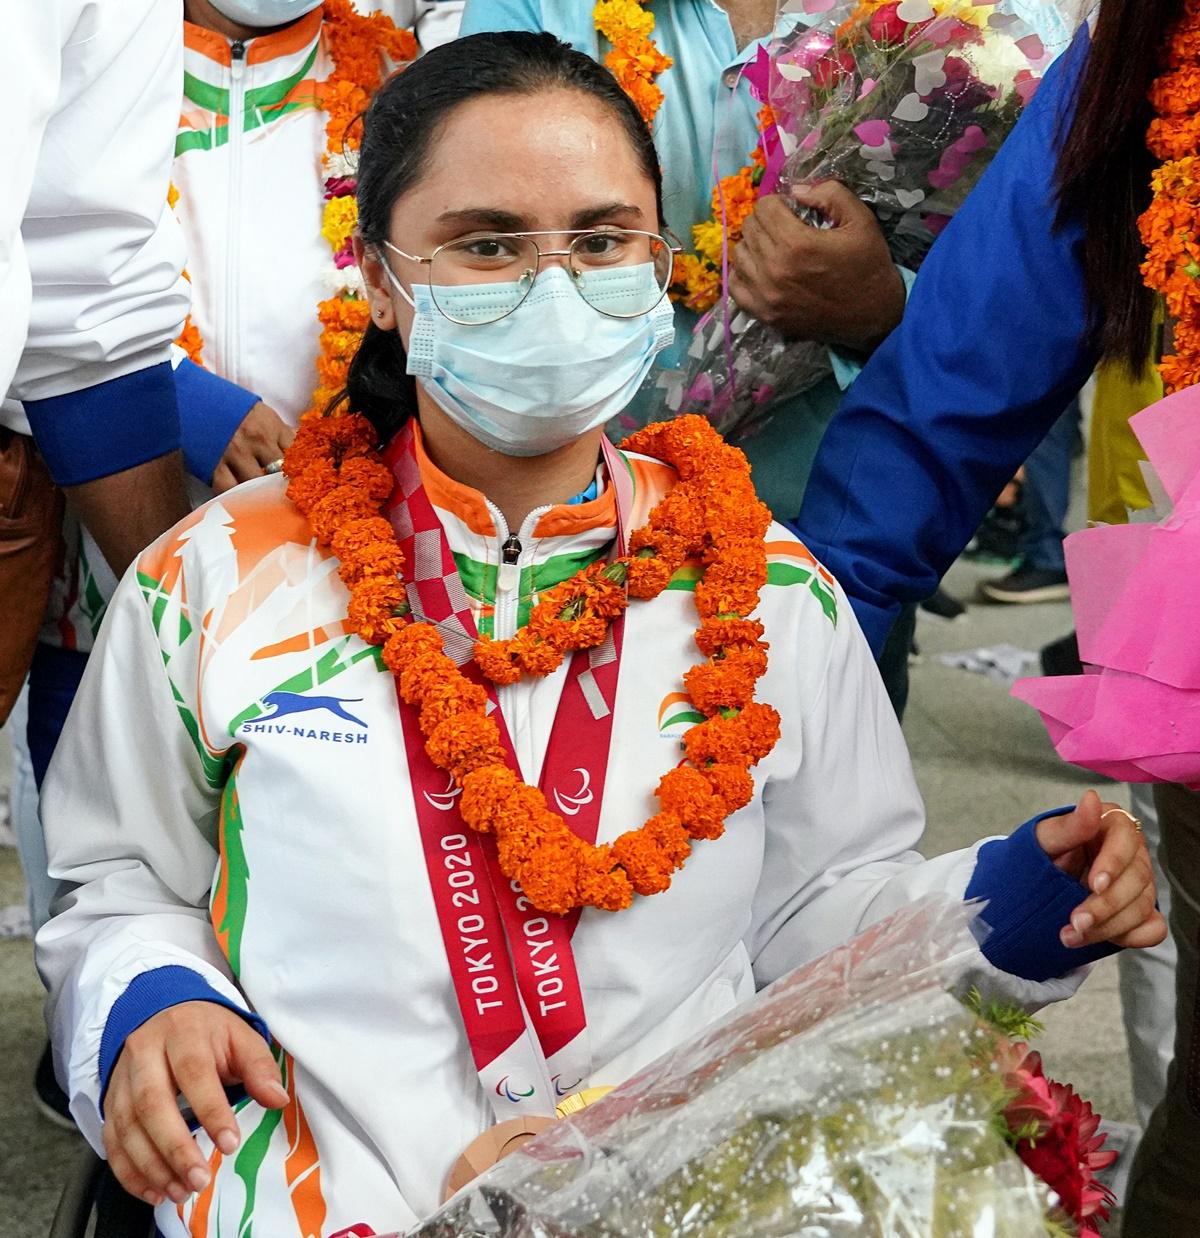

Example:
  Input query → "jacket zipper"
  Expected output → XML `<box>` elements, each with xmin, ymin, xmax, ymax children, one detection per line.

<box><xmin>486</xmin><ymin>502</ymin><xmax>553</xmax><ymax>643</ymax></box>
<box><xmin>224</xmin><ymin>39</ymin><xmax>247</xmax><ymax>385</ymax></box>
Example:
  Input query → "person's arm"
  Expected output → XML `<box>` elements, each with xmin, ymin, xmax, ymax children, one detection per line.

<box><xmin>35</xmin><ymin>551</ymin><xmax>271</xmax><ymax>1166</ymax></box>
<box><xmin>749</xmin><ymin>573</ymin><xmax>1158</xmax><ymax>1004</ymax></box>
<box><xmin>8</xmin><ymin>1</ymin><xmax>193</xmax><ymax>576</ymax></box>
<box><xmin>793</xmin><ymin>33</ymin><xmax>1096</xmax><ymax>656</ymax></box>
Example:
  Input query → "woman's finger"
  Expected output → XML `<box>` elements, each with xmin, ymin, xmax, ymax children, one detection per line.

<box><xmin>134</xmin><ymin>1050</ymin><xmax>214</xmax><ymax>1195</ymax></box>
<box><xmin>1084</xmin><ymin>812</ymin><xmax>1143</xmax><ymax>894</ymax></box>
<box><xmin>225</xmin><ymin>1022</ymin><xmax>290</xmax><ymax>1112</ymax></box>
<box><xmin>118</xmin><ymin>1120</ymin><xmax>191</xmax><ymax>1206</ymax></box>
<box><xmin>1113</xmin><ymin>909</ymin><xmax>1169</xmax><ymax>950</ymax></box>
<box><xmin>167</xmin><ymin>1037</ymin><xmax>241</xmax><ymax>1156</ymax></box>
<box><xmin>1064</xmin><ymin>855</ymin><xmax>1152</xmax><ymax>944</ymax></box>
<box><xmin>104</xmin><ymin>1124</ymin><xmax>167</xmax><ymax>1207</ymax></box>
<box><xmin>1070</xmin><ymin>887</ymin><xmax>1158</xmax><ymax>949</ymax></box>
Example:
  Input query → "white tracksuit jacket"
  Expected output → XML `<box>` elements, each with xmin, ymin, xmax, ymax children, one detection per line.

<box><xmin>37</xmin><ymin>433</ymin><xmax>1083</xmax><ymax>1235</ymax></box>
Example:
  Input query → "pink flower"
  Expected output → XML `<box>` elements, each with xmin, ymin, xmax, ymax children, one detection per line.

<box><xmin>1003</xmin><ymin>1052</ymin><xmax>1117</xmax><ymax>1234</ymax></box>
<box><xmin>333</xmin><ymin>239</ymin><xmax>358</xmax><ymax>270</ymax></box>
<box><xmin>324</xmin><ymin>176</ymin><xmax>358</xmax><ymax>199</ymax></box>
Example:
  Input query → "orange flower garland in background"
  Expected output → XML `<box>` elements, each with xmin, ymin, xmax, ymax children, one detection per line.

<box><xmin>670</xmin><ymin>114</ymin><xmax>773</xmax><ymax>313</ymax></box>
<box><xmin>284</xmin><ymin>410</ymin><xmax>779</xmax><ymax>917</ymax></box>
<box><xmin>592</xmin><ymin>0</ymin><xmax>765</xmax><ymax>314</ymax></box>
<box><xmin>593</xmin><ymin>0</ymin><xmax>673</xmax><ymax>125</ymax></box>
<box><xmin>1139</xmin><ymin>0</ymin><xmax>1200</xmax><ymax>393</ymax></box>
<box><xmin>172</xmin><ymin>1</ymin><xmax>415</xmax><ymax>406</ymax></box>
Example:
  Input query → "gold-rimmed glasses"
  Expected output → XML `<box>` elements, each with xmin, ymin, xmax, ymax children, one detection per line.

<box><xmin>384</xmin><ymin>228</ymin><xmax>682</xmax><ymax>325</ymax></box>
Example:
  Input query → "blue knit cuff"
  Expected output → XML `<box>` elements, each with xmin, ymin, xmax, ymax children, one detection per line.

<box><xmin>98</xmin><ymin>965</ymin><xmax>270</xmax><ymax>1113</ymax></box>
<box><xmin>23</xmin><ymin>363</ymin><xmax>182</xmax><ymax>486</ymax></box>
<box><xmin>175</xmin><ymin>360</ymin><xmax>260</xmax><ymax>484</ymax></box>
<box><xmin>965</xmin><ymin>811</ymin><xmax>1120</xmax><ymax>983</ymax></box>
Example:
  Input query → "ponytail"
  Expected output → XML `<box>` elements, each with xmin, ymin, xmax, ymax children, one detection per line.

<box><xmin>338</xmin><ymin>320</ymin><xmax>415</xmax><ymax>442</ymax></box>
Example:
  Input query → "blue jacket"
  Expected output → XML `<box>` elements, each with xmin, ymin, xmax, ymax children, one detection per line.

<box><xmin>793</xmin><ymin>32</ymin><xmax>1095</xmax><ymax>657</ymax></box>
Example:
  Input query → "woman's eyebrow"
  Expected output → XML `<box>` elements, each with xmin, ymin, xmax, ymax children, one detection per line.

<box><xmin>571</xmin><ymin>202</ymin><xmax>645</xmax><ymax>228</ymax></box>
<box><xmin>434</xmin><ymin>203</ymin><xmax>646</xmax><ymax>233</ymax></box>
<box><xmin>435</xmin><ymin>207</ymin><xmax>529</xmax><ymax>230</ymax></box>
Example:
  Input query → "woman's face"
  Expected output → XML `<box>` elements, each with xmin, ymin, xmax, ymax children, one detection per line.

<box><xmin>360</xmin><ymin>88</ymin><xmax>661</xmax><ymax>342</ymax></box>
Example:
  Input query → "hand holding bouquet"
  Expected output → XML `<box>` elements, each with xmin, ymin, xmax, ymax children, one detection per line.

<box><xmin>661</xmin><ymin>0</ymin><xmax>1071</xmax><ymax>441</ymax></box>
<box><xmin>413</xmin><ymin>898</ymin><xmax>1116</xmax><ymax>1237</ymax></box>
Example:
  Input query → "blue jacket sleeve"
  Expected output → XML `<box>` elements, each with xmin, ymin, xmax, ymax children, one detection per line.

<box><xmin>23</xmin><ymin>363</ymin><xmax>182</xmax><ymax>487</ymax></box>
<box><xmin>966</xmin><ymin>811</ymin><xmax>1119</xmax><ymax>983</ymax></box>
<box><xmin>174</xmin><ymin>359</ymin><xmax>260</xmax><ymax>485</ymax></box>
<box><xmin>792</xmin><ymin>31</ymin><xmax>1097</xmax><ymax>657</ymax></box>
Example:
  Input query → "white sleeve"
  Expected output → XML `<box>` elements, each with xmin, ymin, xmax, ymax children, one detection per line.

<box><xmin>749</xmin><ymin>582</ymin><xmax>1082</xmax><ymax>1009</ymax></box>
<box><xmin>35</xmin><ymin>563</ymin><xmax>248</xmax><ymax>1153</ymax></box>
<box><xmin>8</xmin><ymin>0</ymin><xmax>189</xmax><ymax>402</ymax></box>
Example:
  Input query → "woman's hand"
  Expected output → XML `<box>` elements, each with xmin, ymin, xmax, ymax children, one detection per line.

<box><xmin>1036</xmin><ymin>789</ymin><xmax>1168</xmax><ymax>951</ymax></box>
<box><xmin>212</xmin><ymin>402</ymin><xmax>295</xmax><ymax>493</ymax></box>
<box><xmin>728</xmin><ymin>181</ymin><xmax>906</xmax><ymax>353</ymax></box>
<box><xmin>103</xmin><ymin>1001</ymin><xmax>288</xmax><ymax>1207</ymax></box>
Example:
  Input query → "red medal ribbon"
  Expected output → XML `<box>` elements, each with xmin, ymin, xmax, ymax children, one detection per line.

<box><xmin>386</xmin><ymin>426</ymin><xmax>630</xmax><ymax>1111</ymax></box>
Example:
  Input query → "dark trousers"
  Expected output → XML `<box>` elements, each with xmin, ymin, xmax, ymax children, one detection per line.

<box><xmin>1124</xmin><ymin>783</ymin><xmax>1200</xmax><ymax>1233</ymax></box>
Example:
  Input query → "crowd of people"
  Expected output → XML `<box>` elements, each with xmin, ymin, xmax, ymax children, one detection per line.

<box><xmin>1</xmin><ymin>1</ymin><xmax>1195</xmax><ymax>1234</ymax></box>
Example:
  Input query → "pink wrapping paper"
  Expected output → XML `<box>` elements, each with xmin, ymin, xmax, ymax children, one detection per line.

<box><xmin>1013</xmin><ymin>387</ymin><xmax>1200</xmax><ymax>788</ymax></box>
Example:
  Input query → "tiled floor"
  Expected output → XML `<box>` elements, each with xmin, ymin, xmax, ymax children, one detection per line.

<box><xmin>0</xmin><ymin>557</ymin><xmax>1144</xmax><ymax>1235</ymax></box>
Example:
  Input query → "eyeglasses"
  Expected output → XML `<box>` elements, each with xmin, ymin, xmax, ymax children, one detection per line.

<box><xmin>384</xmin><ymin>228</ymin><xmax>682</xmax><ymax>325</ymax></box>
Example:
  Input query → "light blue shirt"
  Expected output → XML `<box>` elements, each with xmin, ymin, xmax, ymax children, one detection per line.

<box><xmin>458</xmin><ymin>0</ymin><xmax>1072</xmax><ymax>518</ymax></box>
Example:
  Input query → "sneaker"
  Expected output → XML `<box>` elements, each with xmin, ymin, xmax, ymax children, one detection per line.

<box><xmin>978</xmin><ymin>565</ymin><xmax>1070</xmax><ymax>605</ymax></box>
<box><xmin>34</xmin><ymin>1041</ymin><xmax>76</xmax><ymax>1130</ymax></box>
<box><xmin>965</xmin><ymin>503</ymin><xmax>1028</xmax><ymax>564</ymax></box>
<box><xmin>919</xmin><ymin>587</ymin><xmax>966</xmax><ymax>622</ymax></box>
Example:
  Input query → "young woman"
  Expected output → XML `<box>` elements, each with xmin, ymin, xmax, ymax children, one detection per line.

<box><xmin>36</xmin><ymin>32</ymin><xmax>1163</xmax><ymax>1237</ymax></box>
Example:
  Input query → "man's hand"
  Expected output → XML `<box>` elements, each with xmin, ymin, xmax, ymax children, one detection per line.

<box><xmin>729</xmin><ymin>181</ymin><xmax>906</xmax><ymax>353</ymax></box>
<box><xmin>212</xmin><ymin>402</ymin><xmax>295</xmax><ymax>494</ymax></box>
<box><xmin>103</xmin><ymin>1001</ymin><xmax>288</xmax><ymax>1207</ymax></box>
<box><xmin>1036</xmin><ymin>789</ymin><xmax>1168</xmax><ymax>951</ymax></box>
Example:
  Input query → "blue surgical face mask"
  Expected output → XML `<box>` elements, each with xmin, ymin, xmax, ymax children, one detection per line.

<box><xmin>382</xmin><ymin>259</ymin><xmax>676</xmax><ymax>458</ymax></box>
<box><xmin>208</xmin><ymin>0</ymin><xmax>323</xmax><ymax>28</ymax></box>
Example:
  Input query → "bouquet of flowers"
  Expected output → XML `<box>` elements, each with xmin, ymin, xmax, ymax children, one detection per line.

<box><xmin>658</xmin><ymin>0</ymin><xmax>1070</xmax><ymax>441</ymax></box>
<box><xmin>411</xmin><ymin>897</ymin><xmax>1116</xmax><ymax>1237</ymax></box>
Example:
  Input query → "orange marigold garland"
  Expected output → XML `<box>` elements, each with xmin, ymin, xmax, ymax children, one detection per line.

<box><xmin>171</xmin><ymin>1</ymin><xmax>415</xmax><ymax>406</ymax></box>
<box><xmin>283</xmin><ymin>410</ymin><xmax>779</xmax><ymax>917</ymax></box>
<box><xmin>592</xmin><ymin>0</ymin><xmax>768</xmax><ymax>314</ymax></box>
<box><xmin>1139</xmin><ymin>0</ymin><xmax>1200</xmax><ymax>393</ymax></box>
<box><xmin>593</xmin><ymin>0</ymin><xmax>673</xmax><ymax>126</ymax></box>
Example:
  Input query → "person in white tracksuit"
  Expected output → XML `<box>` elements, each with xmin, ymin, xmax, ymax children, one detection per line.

<box><xmin>37</xmin><ymin>31</ymin><xmax>1166</xmax><ymax>1236</ymax></box>
<box><xmin>1</xmin><ymin>1</ymin><xmax>191</xmax><ymax>578</ymax></box>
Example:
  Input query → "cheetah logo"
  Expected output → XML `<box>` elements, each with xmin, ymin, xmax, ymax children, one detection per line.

<box><xmin>259</xmin><ymin>691</ymin><xmax>367</xmax><ymax>728</ymax></box>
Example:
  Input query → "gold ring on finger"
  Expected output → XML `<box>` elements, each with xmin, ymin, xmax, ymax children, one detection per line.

<box><xmin>1101</xmin><ymin>807</ymin><xmax>1144</xmax><ymax>833</ymax></box>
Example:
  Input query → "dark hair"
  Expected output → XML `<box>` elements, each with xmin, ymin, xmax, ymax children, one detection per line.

<box><xmin>341</xmin><ymin>31</ymin><xmax>666</xmax><ymax>441</ymax></box>
<box><xmin>1055</xmin><ymin>0</ymin><xmax>1183</xmax><ymax>371</ymax></box>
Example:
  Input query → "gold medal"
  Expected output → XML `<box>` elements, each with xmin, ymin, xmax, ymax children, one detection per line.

<box><xmin>554</xmin><ymin>1086</ymin><xmax>613</xmax><ymax>1118</ymax></box>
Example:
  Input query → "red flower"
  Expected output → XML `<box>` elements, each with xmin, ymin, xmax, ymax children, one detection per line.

<box><xmin>869</xmin><ymin>3</ymin><xmax>911</xmax><ymax>44</ymax></box>
<box><xmin>1004</xmin><ymin>1053</ymin><xmax>1117</xmax><ymax>1233</ymax></box>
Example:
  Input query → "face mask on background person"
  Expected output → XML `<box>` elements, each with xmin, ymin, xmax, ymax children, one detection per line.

<box><xmin>382</xmin><ymin>259</ymin><xmax>676</xmax><ymax>458</ymax></box>
<box><xmin>208</xmin><ymin>0</ymin><xmax>324</xmax><ymax>27</ymax></box>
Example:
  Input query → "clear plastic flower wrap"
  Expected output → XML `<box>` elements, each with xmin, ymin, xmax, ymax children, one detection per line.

<box><xmin>410</xmin><ymin>897</ymin><xmax>1112</xmax><ymax>1237</ymax></box>
<box><xmin>654</xmin><ymin>0</ymin><xmax>1074</xmax><ymax>442</ymax></box>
